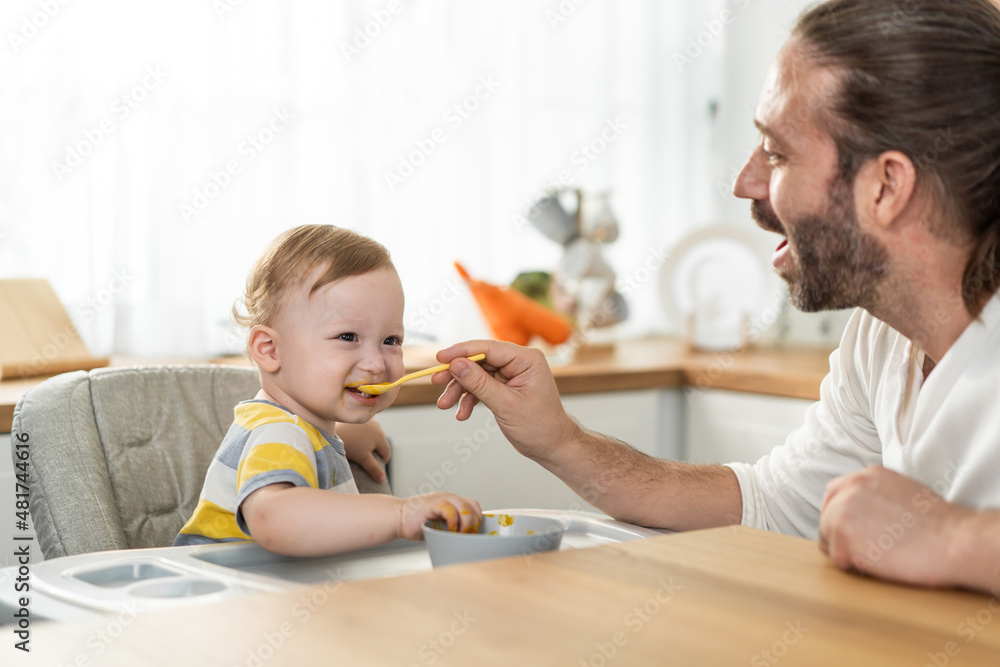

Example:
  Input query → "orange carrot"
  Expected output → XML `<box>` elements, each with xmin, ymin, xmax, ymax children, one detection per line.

<box><xmin>454</xmin><ymin>262</ymin><xmax>572</xmax><ymax>346</ymax></box>
<box><xmin>502</xmin><ymin>286</ymin><xmax>573</xmax><ymax>345</ymax></box>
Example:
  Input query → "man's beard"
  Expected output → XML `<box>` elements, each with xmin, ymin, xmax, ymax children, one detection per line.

<box><xmin>751</xmin><ymin>177</ymin><xmax>888</xmax><ymax>313</ymax></box>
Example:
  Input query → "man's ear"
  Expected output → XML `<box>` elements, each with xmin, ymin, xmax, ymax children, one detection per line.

<box><xmin>248</xmin><ymin>325</ymin><xmax>280</xmax><ymax>373</ymax></box>
<box><xmin>856</xmin><ymin>150</ymin><xmax>917</xmax><ymax>232</ymax></box>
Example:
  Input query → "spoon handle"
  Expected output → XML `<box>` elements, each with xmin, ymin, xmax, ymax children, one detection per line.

<box><xmin>358</xmin><ymin>353</ymin><xmax>485</xmax><ymax>393</ymax></box>
<box><xmin>403</xmin><ymin>353</ymin><xmax>485</xmax><ymax>383</ymax></box>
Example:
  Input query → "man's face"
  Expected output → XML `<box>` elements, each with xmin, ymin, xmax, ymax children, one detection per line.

<box><xmin>269</xmin><ymin>265</ymin><xmax>406</xmax><ymax>433</ymax></box>
<box><xmin>733</xmin><ymin>41</ymin><xmax>887</xmax><ymax>312</ymax></box>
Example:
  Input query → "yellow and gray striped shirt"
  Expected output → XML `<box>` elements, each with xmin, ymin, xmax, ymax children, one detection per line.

<box><xmin>174</xmin><ymin>399</ymin><xmax>357</xmax><ymax>546</ymax></box>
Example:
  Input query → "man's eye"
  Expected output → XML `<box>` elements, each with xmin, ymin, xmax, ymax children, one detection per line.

<box><xmin>761</xmin><ymin>143</ymin><xmax>783</xmax><ymax>164</ymax></box>
<box><xmin>383</xmin><ymin>336</ymin><xmax>402</xmax><ymax>346</ymax></box>
<box><xmin>337</xmin><ymin>333</ymin><xmax>358</xmax><ymax>342</ymax></box>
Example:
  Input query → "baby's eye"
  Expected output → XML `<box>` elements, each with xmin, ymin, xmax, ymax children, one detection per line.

<box><xmin>336</xmin><ymin>333</ymin><xmax>358</xmax><ymax>342</ymax></box>
<box><xmin>383</xmin><ymin>335</ymin><xmax>403</xmax><ymax>346</ymax></box>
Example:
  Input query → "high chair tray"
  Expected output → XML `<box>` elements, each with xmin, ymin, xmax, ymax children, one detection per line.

<box><xmin>0</xmin><ymin>509</ymin><xmax>665</xmax><ymax>623</ymax></box>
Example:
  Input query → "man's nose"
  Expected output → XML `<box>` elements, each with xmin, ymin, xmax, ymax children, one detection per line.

<box><xmin>733</xmin><ymin>147</ymin><xmax>770</xmax><ymax>202</ymax></box>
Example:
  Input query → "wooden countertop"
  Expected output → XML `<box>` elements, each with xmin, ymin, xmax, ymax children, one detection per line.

<box><xmin>0</xmin><ymin>338</ymin><xmax>834</xmax><ymax>432</ymax></box>
<box><xmin>26</xmin><ymin>526</ymin><xmax>1000</xmax><ymax>666</ymax></box>
<box><xmin>391</xmin><ymin>339</ymin><xmax>833</xmax><ymax>407</ymax></box>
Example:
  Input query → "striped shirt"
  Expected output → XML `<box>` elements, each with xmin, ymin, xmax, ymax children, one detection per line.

<box><xmin>174</xmin><ymin>399</ymin><xmax>357</xmax><ymax>546</ymax></box>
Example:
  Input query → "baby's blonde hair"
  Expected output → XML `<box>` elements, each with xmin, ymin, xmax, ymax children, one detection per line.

<box><xmin>234</xmin><ymin>225</ymin><xmax>393</xmax><ymax>333</ymax></box>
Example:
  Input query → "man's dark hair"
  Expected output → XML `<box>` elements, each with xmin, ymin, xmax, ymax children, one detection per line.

<box><xmin>794</xmin><ymin>0</ymin><xmax>1000</xmax><ymax>316</ymax></box>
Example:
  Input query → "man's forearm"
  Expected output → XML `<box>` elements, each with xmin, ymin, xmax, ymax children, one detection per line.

<box><xmin>952</xmin><ymin>509</ymin><xmax>1000</xmax><ymax>593</ymax></box>
<box><xmin>537</xmin><ymin>426</ymin><xmax>744</xmax><ymax>531</ymax></box>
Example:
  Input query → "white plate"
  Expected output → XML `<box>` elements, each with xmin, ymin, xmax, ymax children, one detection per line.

<box><xmin>659</xmin><ymin>224</ymin><xmax>785</xmax><ymax>350</ymax></box>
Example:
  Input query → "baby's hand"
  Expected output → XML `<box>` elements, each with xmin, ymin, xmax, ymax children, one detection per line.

<box><xmin>339</xmin><ymin>421</ymin><xmax>391</xmax><ymax>483</ymax></box>
<box><xmin>398</xmin><ymin>492</ymin><xmax>482</xmax><ymax>541</ymax></box>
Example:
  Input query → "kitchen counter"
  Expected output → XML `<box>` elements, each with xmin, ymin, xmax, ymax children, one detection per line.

<box><xmin>23</xmin><ymin>525</ymin><xmax>1000</xmax><ymax>665</ymax></box>
<box><xmin>0</xmin><ymin>338</ymin><xmax>834</xmax><ymax>432</ymax></box>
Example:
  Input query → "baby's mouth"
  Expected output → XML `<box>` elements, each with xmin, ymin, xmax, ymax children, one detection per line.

<box><xmin>345</xmin><ymin>385</ymin><xmax>377</xmax><ymax>399</ymax></box>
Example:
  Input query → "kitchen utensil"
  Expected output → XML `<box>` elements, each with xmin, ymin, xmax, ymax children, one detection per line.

<box><xmin>528</xmin><ymin>194</ymin><xmax>579</xmax><ymax>245</ymax></box>
<box><xmin>422</xmin><ymin>513</ymin><xmax>565</xmax><ymax>567</ymax></box>
<box><xmin>352</xmin><ymin>353</ymin><xmax>485</xmax><ymax>395</ymax></box>
<box><xmin>659</xmin><ymin>224</ymin><xmax>784</xmax><ymax>351</ymax></box>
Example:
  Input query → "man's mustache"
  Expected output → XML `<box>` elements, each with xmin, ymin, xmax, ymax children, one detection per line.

<box><xmin>751</xmin><ymin>200</ymin><xmax>785</xmax><ymax>236</ymax></box>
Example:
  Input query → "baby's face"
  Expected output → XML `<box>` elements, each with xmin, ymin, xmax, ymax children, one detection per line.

<box><xmin>270</xmin><ymin>265</ymin><xmax>405</xmax><ymax>432</ymax></box>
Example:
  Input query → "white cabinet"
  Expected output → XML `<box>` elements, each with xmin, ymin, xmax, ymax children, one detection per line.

<box><xmin>377</xmin><ymin>389</ymin><xmax>682</xmax><ymax>512</ymax></box>
<box><xmin>682</xmin><ymin>389</ymin><xmax>814</xmax><ymax>465</ymax></box>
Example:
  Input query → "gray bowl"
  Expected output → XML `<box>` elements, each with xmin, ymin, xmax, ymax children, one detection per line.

<box><xmin>422</xmin><ymin>513</ymin><xmax>565</xmax><ymax>567</ymax></box>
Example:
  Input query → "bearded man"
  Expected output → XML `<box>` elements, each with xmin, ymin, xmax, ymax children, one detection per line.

<box><xmin>435</xmin><ymin>0</ymin><xmax>1000</xmax><ymax>592</ymax></box>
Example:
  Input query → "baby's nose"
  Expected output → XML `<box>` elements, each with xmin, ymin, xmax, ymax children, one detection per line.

<box><xmin>357</xmin><ymin>348</ymin><xmax>387</xmax><ymax>374</ymax></box>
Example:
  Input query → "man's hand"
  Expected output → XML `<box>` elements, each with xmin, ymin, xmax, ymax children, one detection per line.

<box><xmin>433</xmin><ymin>339</ymin><xmax>743</xmax><ymax>532</ymax></box>
<box><xmin>819</xmin><ymin>465</ymin><xmax>976</xmax><ymax>588</ymax></box>
<box><xmin>432</xmin><ymin>340</ymin><xmax>580</xmax><ymax>465</ymax></box>
<box><xmin>339</xmin><ymin>421</ymin><xmax>391</xmax><ymax>483</ymax></box>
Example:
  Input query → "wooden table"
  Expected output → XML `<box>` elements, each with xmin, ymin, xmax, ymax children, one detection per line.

<box><xmin>24</xmin><ymin>526</ymin><xmax>1000</xmax><ymax>666</ymax></box>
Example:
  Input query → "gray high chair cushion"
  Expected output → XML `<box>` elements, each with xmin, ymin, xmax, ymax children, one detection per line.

<box><xmin>11</xmin><ymin>365</ymin><xmax>391</xmax><ymax>559</ymax></box>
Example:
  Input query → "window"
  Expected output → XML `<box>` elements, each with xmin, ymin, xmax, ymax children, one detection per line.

<box><xmin>1</xmin><ymin>1</ymin><xmax>707</xmax><ymax>357</ymax></box>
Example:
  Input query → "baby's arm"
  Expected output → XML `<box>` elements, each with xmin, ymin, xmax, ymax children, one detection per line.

<box><xmin>241</xmin><ymin>484</ymin><xmax>481</xmax><ymax>557</ymax></box>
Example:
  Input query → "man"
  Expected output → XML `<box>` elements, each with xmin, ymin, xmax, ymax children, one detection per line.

<box><xmin>433</xmin><ymin>0</ymin><xmax>1000</xmax><ymax>593</ymax></box>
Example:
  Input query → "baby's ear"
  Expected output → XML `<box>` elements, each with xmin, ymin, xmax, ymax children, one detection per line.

<box><xmin>248</xmin><ymin>325</ymin><xmax>281</xmax><ymax>372</ymax></box>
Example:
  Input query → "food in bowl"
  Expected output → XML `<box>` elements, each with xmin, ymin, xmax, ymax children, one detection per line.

<box><xmin>422</xmin><ymin>513</ymin><xmax>565</xmax><ymax>567</ymax></box>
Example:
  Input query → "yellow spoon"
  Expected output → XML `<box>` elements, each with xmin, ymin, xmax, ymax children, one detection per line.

<box><xmin>352</xmin><ymin>354</ymin><xmax>486</xmax><ymax>395</ymax></box>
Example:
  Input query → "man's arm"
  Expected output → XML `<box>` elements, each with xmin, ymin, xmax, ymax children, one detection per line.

<box><xmin>544</xmin><ymin>427</ymin><xmax>743</xmax><ymax>530</ymax></box>
<box><xmin>820</xmin><ymin>465</ymin><xmax>1000</xmax><ymax>592</ymax></box>
<box><xmin>433</xmin><ymin>340</ymin><xmax>742</xmax><ymax>531</ymax></box>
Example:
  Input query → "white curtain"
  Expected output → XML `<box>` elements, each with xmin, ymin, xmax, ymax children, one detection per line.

<box><xmin>0</xmin><ymin>0</ymin><xmax>712</xmax><ymax>358</ymax></box>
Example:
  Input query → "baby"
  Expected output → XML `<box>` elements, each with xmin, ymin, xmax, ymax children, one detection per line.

<box><xmin>175</xmin><ymin>225</ymin><xmax>481</xmax><ymax>555</ymax></box>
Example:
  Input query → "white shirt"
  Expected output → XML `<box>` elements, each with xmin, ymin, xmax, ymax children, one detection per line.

<box><xmin>727</xmin><ymin>292</ymin><xmax>1000</xmax><ymax>539</ymax></box>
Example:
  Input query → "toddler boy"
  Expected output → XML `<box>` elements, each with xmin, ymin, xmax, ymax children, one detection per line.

<box><xmin>175</xmin><ymin>225</ymin><xmax>481</xmax><ymax>555</ymax></box>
